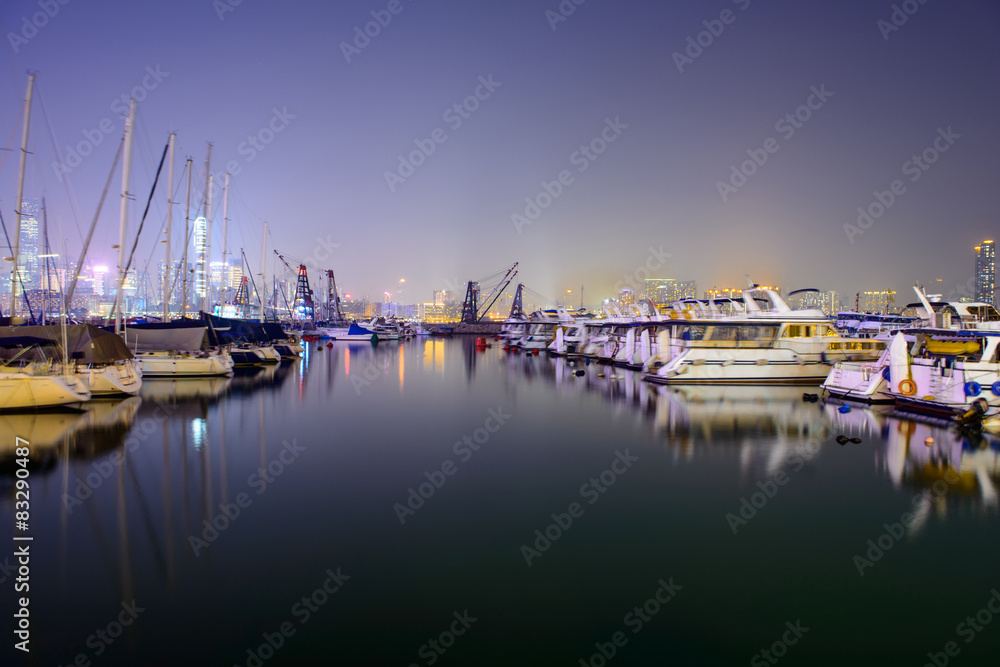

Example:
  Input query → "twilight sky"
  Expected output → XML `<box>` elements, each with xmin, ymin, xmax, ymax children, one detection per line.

<box><xmin>1</xmin><ymin>0</ymin><xmax>998</xmax><ymax>308</ymax></box>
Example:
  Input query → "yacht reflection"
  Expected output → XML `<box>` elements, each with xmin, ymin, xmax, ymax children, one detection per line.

<box><xmin>0</xmin><ymin>397</ymin><xmax>142</xmax><ymax>470</ymax></box>
<box><xmin>229</xmin><ymin>360</ymin><xmax>294</xmax><ymax>394</ymax></box>
<box><xmin>827</xmin><ymin>404</ymin><xmax>1000</xmax><ymax>519</ymax></box>
<box><xmin>140</xmin><ymin>376</ymin><xmax>233</xmax><ymax>404</ymax></box>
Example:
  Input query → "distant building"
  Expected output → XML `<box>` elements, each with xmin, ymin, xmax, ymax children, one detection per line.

<box><xmin>859</xmin><ymin>290</ymin><xmax>895</xmax><ymax>314</ymax></box>
<box><xmin>193</xmin><ymin>217</ymin><xmax>208</xmax><ymax>298</ymax></box>
<box><xmin>975</xmin><ymin>240</ymin><xmax>996</xmax><ymax>306</ymax></box>
<box><xmin>704</xmin><ymin>285</ymin><xmax>780</xmax><ymax>301</ymax></box>
<box><xmin>432</xmin><ymin>290</ymin><xmax>453</xmax><ymax>306</ymax></box>
<box><xmin>678</xmin><ymin>281</ymin><xmax>697</xmax><ymax>299</ymax></box>
<box><xmin>788</xmin><ymin>290</ymin><xmax>839</xmax><ymax>315</ymax></box>
<box><xmin>645</xmin><ymin>279</ymin><xmax>677</xmax><ymax>305</ymax></box>
<box><xmin>618</xmin><ymin>287</ymin><xmax>634</xmax><ymax>308</ymax></box>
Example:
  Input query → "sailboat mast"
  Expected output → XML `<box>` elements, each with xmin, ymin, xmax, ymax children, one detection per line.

<box><xmin>182</xmin><ymin>157</ymin><xmax>192</xmax><ymax>317</ymax></box>
<box><xmin>114</xmin><ymin>98</ymin><xmax>137</xmax><ymax>334</ymax></box>
<box><xmin>259</xmin><ymin>221</ymin><xmax>267</xmax><ymax>323</ymax></box>
<box><xmin>202</xmin><ymin>144</ymin><xmax>212</xmax><ymax>314</ymax></box>
<box><xmin>221</xmin><ymin>173</ymin><xmax>230</xmax><ymax>305</ymax></box>
<box><xmin>163</xmin><ymin>132</ymin><xmax>175</xmax><ymax>320</ymax></box>
<box><xmin>10</xmin><ymin>73</ymin><xmax>35</xmax><ymax>319</ymax></box>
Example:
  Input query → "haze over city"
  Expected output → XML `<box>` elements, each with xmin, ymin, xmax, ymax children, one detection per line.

<box><xmin>1</xmin><ymin>0</ymin><xmax>998</xmax><ymax>308</ymax></box>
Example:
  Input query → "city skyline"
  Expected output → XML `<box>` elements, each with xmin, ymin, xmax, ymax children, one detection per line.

<box><xmin>1</xmin><ymin>0</ymin><xmax>997</xmax><ymax>308</ymax></box>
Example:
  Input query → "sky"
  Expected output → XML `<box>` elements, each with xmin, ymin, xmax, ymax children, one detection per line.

<box><xmin>0</xmin><ymin>0</ymin><xmax>998</xmax><ymax>309</ymax></box>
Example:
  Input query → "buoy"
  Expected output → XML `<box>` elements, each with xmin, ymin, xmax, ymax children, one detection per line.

<box><xmin>316</xmin><ymin>346</ymin><xmax>323</xmax><ymax>351</ymax></box>
<box><xmin>598</xmin><ymin>373</ymin><xmax>605</xmax><ymax>378</ymax></box>
<box><xmin>836</xmin><ymin>435</ymin><xmax>849</xmax><ymax>445</ymax></box>
<box><xmin>585</xmin><ymin>358</ymin><xmax>590</xmax><ymax>366</ymax></box>
<box><xmin>838</xmin><ymin>405</ymin><xmax>851</xmax><ymax>413</ymax></box>
<box><xmin>327</xmin><ymin>342</ymin><xmax>333</xmax><ymax>348</ymax></box>
<box><xmin>850</xmin><ymin>437</ymin><xmax>862</xmax><ymax>444</ymax></box>
<box><xmin>924</xmin><ymin>436</ymin><xmax>934</xmax><ymax>447</ymax></box>
<box><xmin>533</xmin><ymin>349</ymin><xmax>539</xmax><ymax>356</ymax></box>
<box><xmin>575</xmin><ymin>369</ymin><xmax>585</xmax><ymax>377</ymax></box>
<box><xmin>475</xmin><ymin>337</ymin><xmax>487</xmax><ymax>347</ymax></box>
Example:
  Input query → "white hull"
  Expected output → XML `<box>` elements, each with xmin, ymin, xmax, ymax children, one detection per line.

<box><xmin>82</xmin><ymin>359</ymin><xmax>144</xmax><ymax>397</ymax></box>
<box><xmin>257</xmin><ymin>345</ymin><xmax>281</xmax><ymax>363</ymax></box>
<box><xmin>0</xmin><ymin>370</ymin><xmax>91</xmax><ymax>410</ymax></box>
<box><xmin>136</xmin><ymin>351</ymin><xmax>234</xmax><ymax>377</ymax></box>
<box><xmin>821</xmin><ymin>361</ymin><xmax>891</xmax><ymax>402</ymax></box>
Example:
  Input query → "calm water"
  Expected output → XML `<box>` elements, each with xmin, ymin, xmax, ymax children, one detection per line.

<box><xmin>2</xmin><ymin>337</ymin><xmax>999</xmax><ymax>666</ymax></box>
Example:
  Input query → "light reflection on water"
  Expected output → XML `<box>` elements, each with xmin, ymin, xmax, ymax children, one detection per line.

<box><xmin>1</xmin><ymin>338</ymin><xmax>998</xmax><ymax>666</ymax></box>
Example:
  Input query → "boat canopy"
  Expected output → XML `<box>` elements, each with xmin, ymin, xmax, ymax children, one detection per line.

<box><xmin>0</xmin><ymin>324</ymin><xmax>133</xmax><ymax>362</ymax></box>
<box><xmin>201</xmin><ymin>313</ymin><xmax>286</xmax><ymax>344</ymax></box>
<box><xmin>119</xmin><ymin>319</ymin><xmax>214</xmax><ymax>352</ymax></box>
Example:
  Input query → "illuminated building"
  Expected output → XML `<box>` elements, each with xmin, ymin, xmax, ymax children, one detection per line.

<box><xmin>194</xmin><ymin>216</ymin><xmax>207</xmax><ymax>297</ymax></box>
<box><xmin>859</xmin><ymin>290</ymin><xmax>895</xmax><ymax>314</ymax></box>
<box><xmin>975</xmin><ymin>240</ymin><xmax>996</xmax><ymax>305</ymax></box>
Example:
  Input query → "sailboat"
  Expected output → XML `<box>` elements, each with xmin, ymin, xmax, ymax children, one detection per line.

<box><xmin>0</xmin><ymin>336</ymin><xmax>91</xmax><ymax>409</ymax></box>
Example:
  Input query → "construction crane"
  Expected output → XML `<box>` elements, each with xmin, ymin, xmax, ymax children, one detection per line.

<box><xmin>461</xmin><ymin>262</ymin><xmax>518</xmax><ymax>323</ymax></box>
<box><xmin>273</xmin><ymin>249</ymin><xmax>315</xmax><ymax>323</ymax></box>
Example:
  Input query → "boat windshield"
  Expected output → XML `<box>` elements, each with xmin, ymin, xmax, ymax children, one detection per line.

<box><xmin>964</xmin><ymin>305</ymin><xmax>1000</xmax><ymax>322</ymax></box>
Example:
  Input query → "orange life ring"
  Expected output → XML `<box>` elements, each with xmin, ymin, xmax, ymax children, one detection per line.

<box><xmin>898</xmin><ymin>379</ymin><xmax>916</xmax><ymax>396</ymax></box>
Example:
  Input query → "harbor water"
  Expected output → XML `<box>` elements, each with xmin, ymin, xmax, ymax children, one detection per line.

<box><xmin>2</xmin><ymin>337</ymin><xmax>998</xmax><ymax>666</ymax></box>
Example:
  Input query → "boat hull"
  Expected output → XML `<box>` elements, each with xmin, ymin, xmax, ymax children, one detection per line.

<box><xmin>135</xmin><ymin>351</ymin><xmax>235</xmax><ymax>377</ymax></box>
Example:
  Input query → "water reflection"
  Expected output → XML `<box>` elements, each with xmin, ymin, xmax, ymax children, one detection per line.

<box><xmin>503</xmin><ymin>351</ymin><xmax>1000</xmax><ymax>516</ymax></box>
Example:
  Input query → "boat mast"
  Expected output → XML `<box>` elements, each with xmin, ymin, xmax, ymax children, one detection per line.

<box><xmin>163</xmin><ymin>132</ymin><xmax>175</xmax><ymax>320</ymax></box>
<box><xmin>201</xmin><ymin>145</ymin><xmax>212</xmax><ymax>314</ymax></box>
<box><xmin>10</xmin><ymin>73</ymin><xmax>35</xmax><ymax>319</ymax></box>
<box><xmin>182</xmin><ymin>157</ymin><xmax>192</xmax><ymax>317</ymax></box>
<box><xmin>221</xmin><ymin>172</ymin><xmax>230</xmax><ymax>306</ymax></box>
<box><xmin>114</xmin><ymin>98</ymin><xmax>136</xmax><ymax>335</ymax></box>
<box><xmin>259</xmin><ymin>221</ymin><xmax>267</xmax><ymax>323</ymax></box>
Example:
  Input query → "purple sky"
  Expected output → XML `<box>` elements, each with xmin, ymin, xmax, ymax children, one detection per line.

<box><xmin>1</xmin><ymin>0</ymin><xmax>998</xmax><ymax>307</ymax></box>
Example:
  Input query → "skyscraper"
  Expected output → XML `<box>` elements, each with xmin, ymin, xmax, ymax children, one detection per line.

<box><xmin>194</xmin><ymin>217</ymin><xmax>207</xmax><ymax>298</ymax></box>
<box><xmin>975</xmin><ymin>240</ymin><xmax>995</xmax><ymax>305</ymax></box>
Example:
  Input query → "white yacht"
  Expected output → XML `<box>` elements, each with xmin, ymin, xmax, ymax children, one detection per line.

<box><xmin>644</xmin><ymin>288</ymin><xmax>883</xmax><ymax>385</ymax></box>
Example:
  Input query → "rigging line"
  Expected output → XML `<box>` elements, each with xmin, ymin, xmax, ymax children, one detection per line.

<box><xmin>0</xmin><ymin>207</ymin><xmax>36</xmax><ymax>321</ymax></box>
<box><xmin>33</xmin><ymin>80</ymin><xmax>86</xmax><ymax>244</ymax></box>
<box><xmin>64</xmin><ymin>136</ymin><xmax>124</xmax><ymax>308</ymax></box>
<box><xmin>110</xmin><ymin>140</ymin><xmax>168</xmax><ymax>320</ymax></box>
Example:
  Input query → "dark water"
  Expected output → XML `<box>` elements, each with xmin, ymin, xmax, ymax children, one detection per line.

<box><xmin>2</xmin><ymin>337</ymin><xmax>999</xmax><ymax>666</ymax></box>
